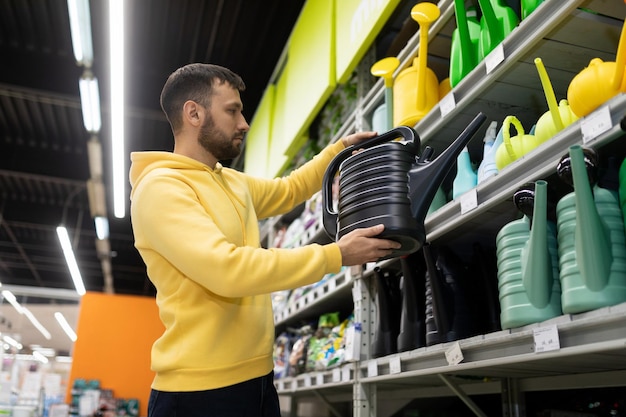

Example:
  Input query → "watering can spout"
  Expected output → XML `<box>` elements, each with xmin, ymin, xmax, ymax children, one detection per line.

<box><xmin>568</xmin><ymin>145</ymin><xmax>612</xmax><ymax>288</ymax></box>
<box><xmin>409</xmin><ymin>112</ymin><xmax>487</xmax><ymax>223</ymax></box>
<box><xmin>521</xmin><ymin>180</ymin><xmax>552</xmax><ymax>307</ymax></box>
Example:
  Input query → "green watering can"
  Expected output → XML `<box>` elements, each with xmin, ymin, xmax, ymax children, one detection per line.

<box><xmin>533</xmin><ymin>57</ymin><xmax>579</xmax><ymax>144</ymax></box>
<box><xmin>556</xmin><ymin>145</ymin><xmax>626</xmax><ymax>314</ymax></box>
<box><xmin>521</xmin><ymin>0</ymin><xmax>545</xmax><ymax>20</ymax></box>
<box><xmin>496</xmin><ymin>180</ymin><xmax>562</xmax><ymax>329</ymax></box>
<box><xmin>477</xmin><ymin>0</ymin><xmax>519</xmax><ymax>59</ymax></box>
<box><xmin>450</xmin><ymin>1</ymin><xmax>480</xmax><ymax>88</ymax></box>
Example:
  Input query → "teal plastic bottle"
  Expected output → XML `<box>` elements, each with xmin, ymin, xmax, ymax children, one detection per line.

<box><xmin>496</xmin><ymin>180</ymin><xmax>562</xmax><ymax>329</ymax></box>
<box><xmin>452</xmin><ymin>146</ymin><xmax>477</xmax><ymax>199</ymax></box>
<box><xmin>556</xmin><ymin>145</ymin><xmax>626</xmax><ymax>313</ymax></box>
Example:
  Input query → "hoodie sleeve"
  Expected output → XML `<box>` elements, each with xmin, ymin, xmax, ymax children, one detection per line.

<box><xmin>131</xmin><ymin>170</ymin><xmax>343</xmax><ymax>298</ymax></box>
<box><xmin>247</xmin><ymin>139</ymin><xmax>346</xmax><ymax>220</ymax></box>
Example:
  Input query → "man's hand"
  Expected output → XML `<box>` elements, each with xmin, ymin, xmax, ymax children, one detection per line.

<box><xmin>341</xmin><ymin>131</ymin><xmax>377</xmax><ymax>148</ymax></box>
<box><xmin>336</xmin><ymin>224</ymin><xmax>401</xmax><ymax>266</ymax></box>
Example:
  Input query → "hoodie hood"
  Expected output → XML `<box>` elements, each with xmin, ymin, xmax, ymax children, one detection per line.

<box><xmin>129</xmin><ymin>151</ymin><xmax>223</xmax><ymax>197</ymax></box>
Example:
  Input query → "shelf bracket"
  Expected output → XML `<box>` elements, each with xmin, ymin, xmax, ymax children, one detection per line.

<box><xmin>312</xmin><ymin>389</ymin><xmax>343</xmax><ymax>417</ymax></box>
<box><xmin>502</xmin><ymin>378</ymin><xmax>526</xmax><ymax>417</ymax></box>
<box><xmin>438</xmin><ymin>374</ymin><xmax>489</xmax><ymax>417</ymax></box>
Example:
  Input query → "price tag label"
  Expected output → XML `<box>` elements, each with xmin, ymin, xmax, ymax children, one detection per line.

<box><xmin>439</xmin><ymin>92</ymin><xmax>456</xmax><ymax>117</ymax></box>
<box><xmin>533</xmin><ymin>324</ymin><xmax>560</xmax><ymax>353</ymax></box>
<box><xmin>485</xmin><ymin>44</ymin><xmax>505</xmax><ymax>74</ymax></box>
<box><xmin>460</xmin><ymin>189</ymin><xmax>478</xmax><ymax>214</ymax></box>
<box><xmin>304</xmin><ymin>375</ymin><xmax>311</xmax><ymax>387</ymax></box>
<box><xmin>445</xmin><ymin>341</ymin><xmax>464</xmax><ymax>365</ymax></box>
<box><xmin>332</xmin><ymin>368</ymin><xmax>341</xmax><ymax>382</ymax></box>
<box><xmin>389</xmin><ymin>356</ymin><xmax>402</xmax><ymax>374</ymax></box>
<box><xmin>278</xmin><ymin>381</ymin><xmax>284</xmax><ymax>391</ymax></box>
<box><xmin>581</xmin><ymin>105</ymin><xmax>611</xmax><ymax>143</ymax></box>
<box><xmin>367</xmin><ymin>359</ymin><xmax>378</xmax><ymax>377</ymax></box>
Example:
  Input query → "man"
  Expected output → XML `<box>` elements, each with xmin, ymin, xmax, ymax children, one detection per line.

<box><xmin>129</xmin><ymin>63</ymin><xmax>401</xmax><ymax>417</ymax></box>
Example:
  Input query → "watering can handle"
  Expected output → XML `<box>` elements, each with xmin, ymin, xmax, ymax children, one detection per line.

<box><xmin>321</xmin><ymin>126</ymin><xmax>419</xmax><ymax>239</ymax></box>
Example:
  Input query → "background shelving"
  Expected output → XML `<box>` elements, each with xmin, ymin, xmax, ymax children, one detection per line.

<box><xmin>272</xmin><ymin>0</ymin><xmax>626</xmax><ymax>415</ymax></box>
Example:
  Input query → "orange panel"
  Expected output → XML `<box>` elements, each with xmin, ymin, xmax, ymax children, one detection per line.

<box><xmin>67</xmin><ymin>292</ymin><xmax>163</xmax><ymax>417</ymax></box>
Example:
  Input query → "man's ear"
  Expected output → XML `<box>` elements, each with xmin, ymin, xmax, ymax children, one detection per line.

<box><xmin>182</xmin><ymin>100</ymin><xmax>203</xmax><ymax>127</ymax></box>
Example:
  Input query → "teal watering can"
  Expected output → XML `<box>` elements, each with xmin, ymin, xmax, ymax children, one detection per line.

<box><xmin>556</xmin><ymin>145</ymin><xmax>626</xmax><ymax>314</ymax></box>
<box><xmin>477</xmin><ymin>0</ymin><xmax>519</xmax><ymax>59</ymax></box>
<box><xmin>450</xmin><ymin>1</ymin><xmax>480</xmax><ymax>87</ymax></box>
<box><xmin>496</xmin><ymin>180</ymin><xmax>562</xmax><ymax>329</ymax></box>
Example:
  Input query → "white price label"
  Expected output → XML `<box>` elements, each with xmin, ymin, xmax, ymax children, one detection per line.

<box><xmin>439</xmin><ymin>92</ymin><xmax>456</xmax><ymax>117</ymax></box>
<box><xmin>460</xmin><ymin>189</ymin><xmax>478</xmax><ymax>214</ymax></box>
<box><xmin>304</xmin><ymin>375</ymin><xmax>312</xmax><ymax>387</ymax></box>
<box><xmin>533</xmin><ymin>324</ymin><xmax>560</xmax><ymax>353</ymax></box>
<box><xmin>367</xmin><ymin>360</ymin><xmax>378</xmax><ymax>377</ymax></box>
<box><xmin>445</xmin><ymin>341</ymin><xmax>464</xmax><ymax>365</ymax></box>
<box><xmin>332</xmin><ymin>368</ymin><xmax>341</xmax><ymax>382</ymax></box>
<box><xmin>581</xmin><ymin>105</ymin><xmax>611</xmax><ymax>143</ymax></box>
<box><xmin>389</xmin><ymin>356</ymin><xmax>402</xmax><ymax>374</ymax></box>
<box><xmin>485</xmin><ymin>44</ymin><xmax>505</xmax><ymax>74</ymax></box>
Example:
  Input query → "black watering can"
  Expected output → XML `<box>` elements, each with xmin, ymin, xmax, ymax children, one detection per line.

<box><xmin>322</xmin><ymin>112</ymin><xmax>486</xmax><ymax>260</ymax></box>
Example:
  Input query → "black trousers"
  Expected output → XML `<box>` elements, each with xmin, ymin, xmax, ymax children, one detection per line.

<box><xmin>148</xmin><ymin>371</ymin><xmax>280</xmax><ymax>417</ymax></box>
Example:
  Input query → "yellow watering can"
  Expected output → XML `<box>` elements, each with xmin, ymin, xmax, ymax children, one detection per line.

<box><xmin>567</xmin><ymin>18</ymin><xmax>626</xmax><ymax>118</ymax></box>
<box><xmin>534</xmin><ymin>57</ymin><xmax>578</xmax><ymax>144</ymax></box>
<box><xmin>393</xmin><ymin>2</ymin><xmax>440</xmax><ymax>127</ymax></box>
<box><xmin>495</xmin><ymin>115</ymin><xmax>542</xmax><ymax>170</ymax></box>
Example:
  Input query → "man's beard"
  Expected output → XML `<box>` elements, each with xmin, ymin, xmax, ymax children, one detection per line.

<box><xmin>198</xmin><ymin>114</ymin><xmax>243</xmax><ymax>161</ymax></box>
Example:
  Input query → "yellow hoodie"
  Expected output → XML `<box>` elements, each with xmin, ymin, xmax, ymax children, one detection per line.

<box><xmin>129</xmin><ymin>140</ymin><xmax>346</xmax><ymax>391</ymax></box>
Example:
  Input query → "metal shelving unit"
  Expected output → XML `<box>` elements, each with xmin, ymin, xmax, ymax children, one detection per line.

<box><xmin>273</xmin><ymin>0</ymin><xmax>626</xmax><ymax>415</ymax></box>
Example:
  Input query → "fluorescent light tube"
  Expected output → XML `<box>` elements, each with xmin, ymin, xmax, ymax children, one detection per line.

<box><xmin>79</xmin><ymin>73</ymin><xmax>101</xmax><ymax>133</ymax></box>
<box><xmin>56</xmin><ymin>226</ymin><xmax>87</xmax><ymax>296</ymax></box>
<box><xmin>23</xmin><ymin>308</ymin><xmax>52</xmax><ymax>340</ymax></box>
<box><xmin>94</xmin><ymin>216</ymin><xmax>109</xmax><ymax>240</ymax></box>
<box><xmin>55</xmin><ymin>312</ymin><xmax>78</xmax><ymax>342</ymax></box>
<box><xmin>1</xmin><ymin>290</ymin><xmax>24</xmax><ymax>314</ymax></box>
<box><xmin>110</xmin><ymin>0</ymin><xmax>126</xmax><ymax>218</ymax></box>
<box><xmin>2</xmin><ymin>335</ymin><xmax>23</xmax><ymax>350</ymax></box>
<box><xmin>67</xmin><ymin>0</ymin><xmax>94</xmax><ymax>67</ymax></box>
<box><xmin>32</xmin><ymin>350</ymin><xmax>49</xmax><ymax>364</ymax></box>
<box><xmin>87</xmin><ymin>136</ymin><xmax>103</xmax><ymax>179</ymax></box>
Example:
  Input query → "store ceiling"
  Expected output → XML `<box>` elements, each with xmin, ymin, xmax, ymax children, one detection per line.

<box><xmin>0</xmin><ymin>0</ymin><xmax>306</xmax><ymax>297</ymax></box>
<box><xmin>0</xmin><ymin>0</ymin><xmax>306</xmax><ymax>354</ymax></box>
